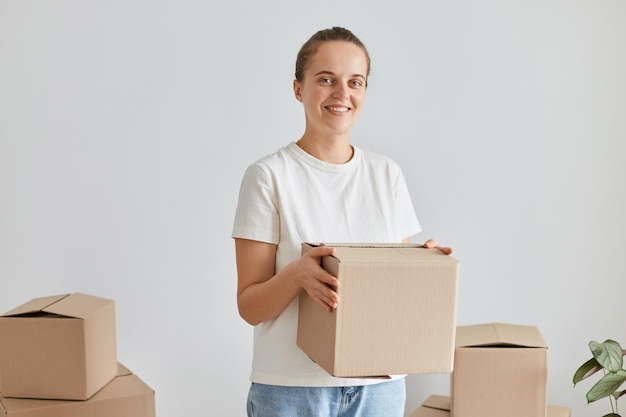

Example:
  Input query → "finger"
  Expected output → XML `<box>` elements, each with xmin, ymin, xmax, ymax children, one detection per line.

<box><xmin>313</xmin><ymin>279</ymin><xmax>339</xmax><ymax>303</ymax></box>
<box><xmin>304</xmin><ymin>251</ymin><xmax>340</xmax><ymax>288</ymax></box>
<box><xmin>307</xmin><ymin>245</ymin><xmax>336</xmax><ymax>259</ymax></box>
<box><xmin>316</xmin><ymin>270</ymin><xmax>339</xmax><ymax>290</ymax></box>
<box><xmin>422</xmin><ymin>239</ymin><xmax>438</xmax><ymax>248</ymax></box>
<box><xmin>321</xmin><ymin>291</ymin><xmax>339</xmax><ymax>311</ymax></box>
<box><xmin>423</xmin><ymin>239</ymin><xmax>453</xmax><ymax>255</ymax></box>
<box><xmin>311</xmin><ymin>288</ymin><xmax>339</xmax><ymax>312</ymax></box>
<box><xmin>314</xmin><ymin>297</ymin><xmax>335</xmax><ymax>313</ymax></box>
<box><xmin>437</xmin><ymin>246</ymin><xmax>453</xmax><ymax>255</ymax></box>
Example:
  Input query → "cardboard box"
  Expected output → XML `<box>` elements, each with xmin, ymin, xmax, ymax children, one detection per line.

<box><xmin>409</xmin><ymin>395</ymin><xmax>570</xmax><ymax>417</ymax></box>
<box><xmin>0</xmin><ymin>293</ymin><xmax>117</xmax><ymax>400</ymax></box>
<box><xmin>297</xmin><ymin>243</ymin><xmax>459</xmax><ymax>378</ymax></box>
<box><xmin>0</xmin><ymin>363</ymin><xmax>155</xmax><ymax>417</ymax></box>
<box><xmin>451</xmin><ymin>323</ymin><xmax>548</xmax><ymax>417</ymax></box>
<box><xmin>409</xmin><ymin>395</ymin><xmax>450</xmax><ymax>417</ymax></box>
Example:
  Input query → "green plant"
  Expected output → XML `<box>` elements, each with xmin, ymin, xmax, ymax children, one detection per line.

<box><xmin>573</xmin><ymin>340</ymin><xmax>626</xmax><ymax>417</ymax></box>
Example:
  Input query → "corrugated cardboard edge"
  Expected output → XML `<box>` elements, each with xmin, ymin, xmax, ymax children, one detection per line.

<box><xmin>304</xmin><ymin>243</ymin><xmax>459</xmax><ymax>268</ymax></box>
<box><xmin>304</xmin><ymin>242</ymin><xmax>424</xmax><ymax>249</ymax></box>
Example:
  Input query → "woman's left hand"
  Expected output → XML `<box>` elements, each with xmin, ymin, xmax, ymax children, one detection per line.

<box><xmin>422</xmin><ymin>238</ymin><xmax>453</xmax><ymax>255</ymax></box>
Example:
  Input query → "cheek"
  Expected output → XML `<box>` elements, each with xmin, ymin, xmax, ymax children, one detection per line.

<box><xmin>352</xmin><ymin>92</ymin><xmax>366</xmax><ymax>108</ymax></box>
<box><xmin>303</xmin><ymin>90</ymin><xmax>327</xmax><ymax>109</ymax></box>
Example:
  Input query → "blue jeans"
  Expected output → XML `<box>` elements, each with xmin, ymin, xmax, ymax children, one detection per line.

<box><xmin>246</xmin><ymin>379</ymin><xmax>406</xmax><ymax>417</ymax></box>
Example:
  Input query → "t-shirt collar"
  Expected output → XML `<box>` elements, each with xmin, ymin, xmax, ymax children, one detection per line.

<box><xmin>286</xmin><ymin>142</ymin><xmax>361</xmax><ymax>173</ymax></box>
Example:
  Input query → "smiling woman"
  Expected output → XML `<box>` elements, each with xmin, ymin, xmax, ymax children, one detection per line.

<box><xmin>293</xmin><ymin>40</ymin><xmax>368</xmax><ymax>163</ymax></box>
<box><xmin>231</xmin><ymin>26</ymin><xmax>450</xmax><ymax>417</ymax></box>
<box><xmin>292</xmin><ymin>28</ymin><xmax>370</xmax><ymax>164</ymax></box>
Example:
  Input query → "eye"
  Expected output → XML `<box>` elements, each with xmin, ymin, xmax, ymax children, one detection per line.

<box><xmin>350</xmin><ymin>79</ymin><xmax>364</xmax><ymax>88</ymax></box>
<box><xmin>319</xmin><ymin>77</ymin><xmax>333</xmax><ymax>84</ymax></box>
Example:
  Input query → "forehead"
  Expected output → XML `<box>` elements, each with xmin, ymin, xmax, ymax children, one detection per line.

<box><xmin>306</xmin><ymin>41</ymin><xmax>368</xmax><ymax>75</ymax></box>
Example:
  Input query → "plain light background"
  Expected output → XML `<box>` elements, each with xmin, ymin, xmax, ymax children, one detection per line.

<box><xmin>1</xmin><ymin>1</ymin><xmax>625</xmax><ymax>416</ymax></box>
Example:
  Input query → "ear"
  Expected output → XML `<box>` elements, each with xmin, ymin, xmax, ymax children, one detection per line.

<box><xmin>293</xmin><ymin>80</ymin><xmax>303</xmax><ymax>102</ymax></box>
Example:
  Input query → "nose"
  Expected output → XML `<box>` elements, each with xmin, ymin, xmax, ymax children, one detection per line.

<box><xmin>332</xmin><ymin>84</ymin><xmax>350</xmax><ymax>100</ymax></box>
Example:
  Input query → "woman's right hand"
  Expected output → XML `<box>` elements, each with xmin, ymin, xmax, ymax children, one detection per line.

<box><xmin>293</xmin><ymin>245</ymin><xmax>340</xmax><ymax>313</ymax></box>
<box><xmin>235</xmin><ymin>239</ymin><xmax>339</xmax><ymax>326</ymax></box>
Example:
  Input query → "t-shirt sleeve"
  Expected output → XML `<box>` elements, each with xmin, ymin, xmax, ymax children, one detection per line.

<box><xmin>231</xmin><ymin>163</ymin><xmax>280</xmax><ymax>244</ymax></box>
<box><xmin>395</xmin><ymin>168</ymin><xmax>422</xmax><ymax>239</ymax></box>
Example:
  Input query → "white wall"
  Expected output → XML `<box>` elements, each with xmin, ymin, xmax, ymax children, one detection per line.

<box><xmin>1</xmin><ymin>1</ymin><xmax>624</xmax><ymax>416</ymax></box>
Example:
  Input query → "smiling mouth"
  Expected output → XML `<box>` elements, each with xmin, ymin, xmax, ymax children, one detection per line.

<box><xmin>325</xmin><ymin>106</ymin><xmax>351</xmax><ymax>113</ymax></box>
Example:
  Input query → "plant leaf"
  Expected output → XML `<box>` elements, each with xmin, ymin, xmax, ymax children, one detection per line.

<box><xmin>590</xmin><ymin>340</ymin><xmax>624</xmax><ymax>373</ymax></box>
<box><xmin>587</xmin><ymin>369</ymin><xmax>626</xmax><ymax>403</ymax></box>
<box><xmin>601</xmin><ymin>414</ymin><xmax>620</xmax><ymax>417</ymax></box>
<box><xmin>613</xmin><ymin>389</ymin><xmax>626</xmax><ymax>400</ymax></box>
<box><xmin>574</xmin><ymin>357</ymin><xmax>602</xmax><ymax>385</ymax></box>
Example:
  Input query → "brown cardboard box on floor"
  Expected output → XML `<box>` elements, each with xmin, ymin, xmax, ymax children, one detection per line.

<box><xmin>409</xmin><ymin>395</ymin><xmax>571</xmax><ymax>417</ymax></box>
<box><xmin>297</xmin><ymin>243</ymin><xmax>459</xmax><ymax>378</ymax></box>
<box><xmin>0</xmin><ymin>293</ymin><xmax>117</xmax><ymax>400</ymax></box>
<box><xmin>451</xmin><ymin>323</ymin><xmax>548</xmax><ymax>417</ymax></box>
<box><xmin>0</xmin><ymin>363</ymin><xmax>155</xmax><ymax>417</ymax></box>
<box><xmin>408</xmin><ymin>395</ymin><xmax>450</xmax><ymax>417</ymax></box>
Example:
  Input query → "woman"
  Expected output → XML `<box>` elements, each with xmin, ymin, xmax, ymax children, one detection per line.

<box><xmin>232</xmin><ymin>27</ymin><xmax>452</xmax><ymax>417</ymax></box>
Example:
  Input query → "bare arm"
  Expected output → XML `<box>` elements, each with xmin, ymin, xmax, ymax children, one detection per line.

<box><xmin>235</xmin><ymin>238</ymin><xmax>341</xmax><ymax>326</ymax></box>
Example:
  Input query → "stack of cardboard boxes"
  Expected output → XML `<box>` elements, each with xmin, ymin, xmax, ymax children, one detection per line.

<box><xmin>295</xmin><ymin>243</ymin><xmax>572</xmax><ymax>416</ymax></box>
<box><xmin>0</xmin><ymin>293</ymin><xmax>155</xmax><ymax>417</ymax></box>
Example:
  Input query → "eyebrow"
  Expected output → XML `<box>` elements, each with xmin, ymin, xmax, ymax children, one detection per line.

<box><xmin>313</xmin><ymin>70</ymin><xmax>366</xmax><ymax>80</ymax></box>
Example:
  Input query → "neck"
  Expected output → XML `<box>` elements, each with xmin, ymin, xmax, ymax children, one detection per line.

<box><xmin>297</xmin><ymin>132</ymin><xmax>353</xmax><ymax>164</ymax></box>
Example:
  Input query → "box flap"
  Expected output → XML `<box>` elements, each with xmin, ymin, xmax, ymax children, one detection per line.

<box><xmin>44</xmin><ymin>292</ymin><xmax>114</xmax><ymax>319</ymax></box>
<box><xmin>423</xmin><ymin>395</ymin><xmax>451</xmax><ymax>411</ymax></box>
<box><xmin>456</xmin><ymin>323</ymin><xmax>547</xmax><ymax>348</ymax></box>
<box><xmin>0</xmin><ymin>294</ymin><xmax>70</xmax><ymax>317</ymax></box>
<box><xmin>1</xmin><ymin>293</ymin><xmax>113</xmax><ymax>320</ymax></box>
<box><xmin>117</xmin><ymin>363</ymin><xmax>133</xmax><ymax>377</ymax></box>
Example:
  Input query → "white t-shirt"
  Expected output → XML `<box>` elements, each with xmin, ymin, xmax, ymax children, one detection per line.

<box><xmin>232</xmin><ymin>142</ymin><xmax>421</xmax><ymax>387</ymax></box>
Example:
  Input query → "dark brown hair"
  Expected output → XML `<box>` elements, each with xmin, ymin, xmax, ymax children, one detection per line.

<box><xmin>294</xmin><ymin>27</ymin><xmax>371</xmax><ymax>83</ymax></box>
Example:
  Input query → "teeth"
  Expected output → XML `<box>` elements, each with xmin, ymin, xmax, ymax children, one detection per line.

<box><xmin>327</xmin><ymin>106</ymin><xmax>349</xmax><ymax>112</ymax></box>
